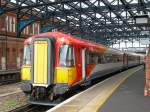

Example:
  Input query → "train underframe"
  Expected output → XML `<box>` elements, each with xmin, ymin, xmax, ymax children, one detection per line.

<box><xmin>21</xmin><ymin>81</ymin><xmax>71</xmax><ymax>104</ymax></box>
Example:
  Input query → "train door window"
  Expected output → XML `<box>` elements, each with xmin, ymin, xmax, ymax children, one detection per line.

<box><xmin>100</xmin><ymin>54</ymin><xmax>107</xmax><ymax>63</ymax></box>
<box><xmin>67</xmin><ymin>46</ymin><xmax>75</xmax><ymax>66</ymax></box>
<box><xmin>59</xmin><ymin>44</ymin><xmax>75</xmax><ymax>67</ymax></box>
<box><xmin>89</xmin><ymin>52</ymin><xmax>94</xmax><ymax>64</ymax></box>
<box><xmin>23</xmin><ymin>44</ymin><xmax>31</xmax><ymax>65</ymax></box>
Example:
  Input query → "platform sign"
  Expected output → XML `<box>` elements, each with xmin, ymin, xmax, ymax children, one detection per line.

<box><xmin>140</xmin><ymin>38</ymin><xmax>150</xmax><ymax>45</ymax></box>
<box><xmin>134</xmin><ymin>15</ymin><xmax>149</xmax><ymax>24</ymax></box>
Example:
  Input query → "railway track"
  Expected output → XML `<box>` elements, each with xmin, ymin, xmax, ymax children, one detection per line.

<box><xmin>8</xmin><ymin>70</ymin><xmax>114</xmax><ymax>112</ymax></box>
<box><xmin>10</xmin><ymin>104</ymin><xmax>52</xmax><ymax>112</ymax></box>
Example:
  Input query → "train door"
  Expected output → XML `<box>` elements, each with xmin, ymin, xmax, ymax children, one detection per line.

<box><xmin>32</xmin><ymin>37</ymin><xmax>54</xmax><ymax>86</ymax></box>
<box><xmin>82</xmin><ymin>48</ymin><xmax>86</xmax><ymax>81</ymax></box>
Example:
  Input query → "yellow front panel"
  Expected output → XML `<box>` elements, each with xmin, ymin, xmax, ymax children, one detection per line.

<box><xmin>54</xmin><ymin>67</ymin><xmax>76</xmax><ymax>84</ymax></box>
<box><xmin>34</xmin><ymin>41</ymin><xmax>48</xmax><ymax>84</ymax></box>
<box><xmin>21</xmin><ymin>65</ymin><xmax>31</xmax><ymax>80</ymax></box>
<box><xmin>68</xmin><ymin>67</ymin><xmax>76</xmax><ymax>84</ymax></box>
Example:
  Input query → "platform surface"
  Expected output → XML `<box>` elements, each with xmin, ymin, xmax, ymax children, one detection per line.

<box><xmin>0</xmin><ymin>69</ymin><xmax>20</xmax><ymax>75</ymax></box>
<box><xmin>48</xmin><ymin>66</ymin><xmax>143</xmax><ymax>112</ymax></box>
<box><xmin>100</xmin><ymin>66</ymin><xmax>150</xmax><ymax>112</ymax></box>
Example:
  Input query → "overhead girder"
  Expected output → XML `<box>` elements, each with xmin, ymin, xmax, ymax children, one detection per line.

<box><xmin>40</xmin><ymin>24</ymin><xmax>55</xmax><ymax>33</ymax></box>
<box><xmin>2</xmin><ymin>0</ymin><xmax>149</xmax><ymax>27</ymax></box>
<box><xmin>138</xmin><ymin>0</ymin><xmax>147</xmax><ymax>14</ymax></box>
<box><xmin>17</xmin><ymin>18</ymin><xmax>35</xmax><ymax>33</ymax></box>
<box><xmin>120</xmin><ymin>0</ymin><xmax>135</xmax><ymax>17</ymax></box>
<box><xmin>35</xmin><ymin>1</ymin><xmax>147</xmax><ymax>30</ymax></box>
<box><xmin>37</xmin><ymin>3</ymin><xmax>150</xmax><ymax>16</ymax></box>
<box><xmin>0</xmin><ymin>0</ymin><xmax>88</xmax><ymax>14</ymax></box>
<box><xmin>107</xmin><ymin>35</ymin><xmax>149</xmax><ymax>41</ymax></box>
<box><xmin>101</xmin><ymin>0</ymin><xmax>135</xmax><ymax>32</ymax></box>
<box><xmin>1</xmin><ymin>0</ymin><xmax>150</xmax><ymax>14</ymax></box>
<box><xmin>40</xmin><ymin>20</ymin><xmax>149</xmax><ymax>39</ymax></box>
<box><xmin>65</xmin><ymin>2</ymin><xmax>110</xmax><ymax>28</ymax></box>
<box><xmin>73</xmin><ymin>33</ymin><xmax>110</xmax><ymax>45</ymax></box>
<box><xmin>0</xmin><ymin>0</ymin><xmax>150</xmax><ymax>45</ymax></box>
<box><xmin>35</xmin><ymin>0</ymin><xmax>135</xmax><ymax>32</ymax></box>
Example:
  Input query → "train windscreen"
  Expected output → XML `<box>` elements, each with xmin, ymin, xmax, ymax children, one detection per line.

<box><xmin>59</xmin><ymin>45</ymin><xmax>74</xmax><ymax>67</ymax></box>
<box><xmin>23</xmin><ymin>44</ymin><xmax>31</xmax><ymax>65</ymax></box>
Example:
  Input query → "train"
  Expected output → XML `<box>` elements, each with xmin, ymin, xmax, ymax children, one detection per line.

<box><xmin>21</xmin><ymin>32</ymin><xmax>144</xmax><ymax>105</ymax></box>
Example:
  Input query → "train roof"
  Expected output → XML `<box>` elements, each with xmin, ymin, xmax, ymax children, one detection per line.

<box><xmin>25</xmin><ymin>31</ymin><xmax>108</xmax><ymax>52</ymax></box>
<box><xmin>24</xmin><ymin>32</ymin><xmax>144</xmax><ymax>57</ymax></box>
<box><xmin>124</xmin><ymin>51</ymin><xmax>145</xmax><ymax>57</ymax></box>
<box><xmin>106</xmin><ymin>48</ymin><xmax>124</xmax><ymax>55</ymax></box>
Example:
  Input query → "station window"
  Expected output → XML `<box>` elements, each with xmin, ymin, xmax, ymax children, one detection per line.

<box><xmin>59</xmin><ymin>44</ymin><xmax>75</xmax><ymax>67</ymax></box>
<box><xmin>6</xmin><ymin>16</ymin><xmax>9</xmax><ymax>32</ymax></box>
<box><xmin>13</xmin><ymin>17</ymin><xmax>16</xmax><ymax>32</ymax></box>
<box><xmin>23</xmin><ymin>44</ymin><xmax>31</xmax><ymax>65</ymax></box>
<box><xmin>9</xmin><ymin>16</ymin><xmax>12</xmax><ymax>32</ymax></box>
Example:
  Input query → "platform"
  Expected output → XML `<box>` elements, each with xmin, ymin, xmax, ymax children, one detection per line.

<box><xmin>100</xmin><ymin>66</ymin><xmax>150</xmax><ymax>112</ymax></box>
<box><xmin>47</xmin><ymin>66</ymin><xmax>146</xmax><ymax>112</ymax></box>
<box><xmin>0</xmin><ymin>70</ymin><xmax>20</xmax><ymax>75</ymax></box>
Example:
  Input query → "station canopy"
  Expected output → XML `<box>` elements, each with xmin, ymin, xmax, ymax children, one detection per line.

<box><xmin>0</xmin><ymin>0</ymin><xmax>150</xmax><ymax>46</ymax></box>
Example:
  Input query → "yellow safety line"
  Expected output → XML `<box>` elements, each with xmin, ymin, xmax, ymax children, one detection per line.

<box><xmin>96</xmin><ymin>66</ymin><xmax>143</xmax><ymax>112</ymax></box>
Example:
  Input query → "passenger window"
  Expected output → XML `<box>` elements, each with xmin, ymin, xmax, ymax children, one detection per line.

<box><xmin>87</xmin><ymin>52</ymin><xmax>100</xmax><ymax>64</ymax></box>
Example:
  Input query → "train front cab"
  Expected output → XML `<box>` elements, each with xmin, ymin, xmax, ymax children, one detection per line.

<box><xmin>21</xmin><ymin>36</ymin><xmax>80</xmax><ymax>102</ymax></box>
<box><xmin>21</xmin><ymin>37</ymin><xmax>54</xmax><ymax>97</ymax></box>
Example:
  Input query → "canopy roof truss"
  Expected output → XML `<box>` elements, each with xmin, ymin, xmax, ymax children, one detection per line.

<box><xmin>0</xmin><ymin>0</ymin><xmax>150</xmax><ymax>45</ymax></box>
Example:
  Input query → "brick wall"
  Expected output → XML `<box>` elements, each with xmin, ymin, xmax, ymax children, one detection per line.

<box><xmin>0</xmin><ymin>12</ymin><xmax>40</xmax><ymax>38</ymax></box>
<box><xmin>0</xmin><ymin>11</ymin><xmax>40</xmax><ymax>70</ymax></box>
<box><xmin>0</xmin><ymin>36</ymin><xmax>24</xmax><ymax>70</ymax></box>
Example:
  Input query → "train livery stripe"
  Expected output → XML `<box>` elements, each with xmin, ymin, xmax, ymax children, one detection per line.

<box><xmin>34</xmin><ymin>41</ymin><xmax>48</xmax><ymax>84</ymax></box>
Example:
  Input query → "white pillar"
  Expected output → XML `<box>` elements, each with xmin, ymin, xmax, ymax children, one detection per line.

<box><xmin>1</xmin><ymin>57</ymin><xmax>6</xmax><ymax>70</ymax></box>
<box><xmin>17</xmin><ymin>57</ymin><xmax>21</xmax><ymax>69</ymax></box>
